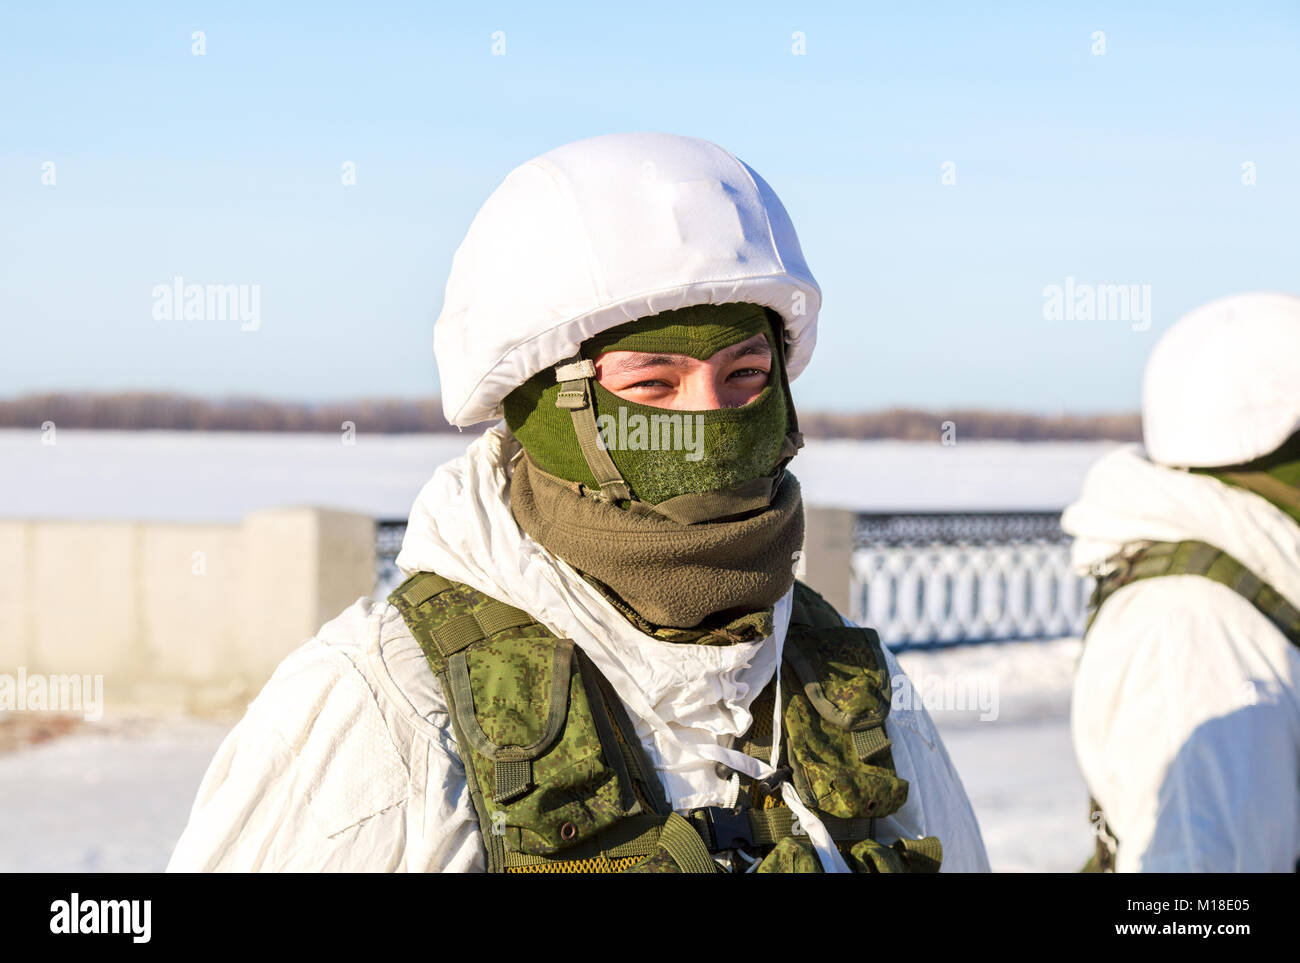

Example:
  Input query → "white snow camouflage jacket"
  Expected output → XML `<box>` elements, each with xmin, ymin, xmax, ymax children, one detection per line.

<box><xmin>1064</xmin><ymin>445</ymin><xmax>1300</xmax><ymax>872</ymax></box>
<box><xmin>166</xmin><ymin>425</ymin><xmax>991</xmax><ymax>872</ymax></box>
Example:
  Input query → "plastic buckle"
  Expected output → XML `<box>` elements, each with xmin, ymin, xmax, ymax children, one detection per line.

<box><xmin>690</xmin><ymin>806</ymin><xmax>753</xmax><ymax>851</ymax></box>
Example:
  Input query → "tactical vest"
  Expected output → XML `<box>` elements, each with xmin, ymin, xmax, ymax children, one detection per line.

<box><xmin>389</xmin><ymin>572</ymin><xmax>943</xmax><ymax>873</ymax></box>
<box><xmin>1081</xmin><ymin>539</ymin><xmax>1300</xmax><ymax>872</ymax></box>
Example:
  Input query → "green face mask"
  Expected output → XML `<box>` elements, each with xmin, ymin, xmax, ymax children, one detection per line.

<box><xmin>587</xmin><ymin>378</ymin><xmax>786</xmax><ymax>504</ymax></box>
<box><xmin>504</xmin><ymin>303</ymin><xmax>802</xmax><ymax>520</ymax></box>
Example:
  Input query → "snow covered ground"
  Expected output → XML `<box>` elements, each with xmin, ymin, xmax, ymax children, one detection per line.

<box><xmin>894</xmin><ymin>636</ymin><xmax>1093</xmax><ymax>872</ymax></box>
<box><xmin>0</xmin><ymin>429</ymin><xmax>1120</xmax><ymax>519</ymax></box>
<box><xmin>0</xmin><ymin>715</ymin><xmax>234</xmax><ymax>872</ymax></box>
<box><xmin>0</xmin><ymin>636</ymin><xmax>1089</xmax><ymax>873</ymax></box>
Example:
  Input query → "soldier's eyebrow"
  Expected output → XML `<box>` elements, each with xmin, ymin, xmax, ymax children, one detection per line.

<box><xmin>722</xmin><ymin>338</ymin><xmax>772</xmax><ymax>363</ymax></box>
<box><xmin>605</xmin><ymin>336</ymin><xmax>772</xmax><ymax>373</ymax></box>
<box><xmin>606</xmin><ymin>353</ymin><xmax>689</xmax><ymax>372</ymax></box>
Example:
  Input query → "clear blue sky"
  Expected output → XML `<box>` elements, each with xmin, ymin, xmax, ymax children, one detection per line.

<box><xmin>2</xmin><ymin>1</ymin><xmax>1297</xmax><ymax>414</ymax></box>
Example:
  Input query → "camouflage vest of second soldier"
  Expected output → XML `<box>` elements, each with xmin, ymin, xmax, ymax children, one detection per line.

<box><xmin>388</xmin><ymin>571</ymin><xmax>943</xmax><ymax>873</ymax></box>
<box><xmin>1081</xmin><ymin>539</ymin><xmax>1300</xmax><ymax>873</ymax></box>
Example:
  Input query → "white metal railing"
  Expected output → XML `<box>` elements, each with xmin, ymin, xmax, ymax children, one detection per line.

<box><xmin>375</xmin><ymin>511</ymin><xmax>1096</xmax><ymax>650</ymax></box>
<box><xmin>851</xmin><ymin>540</ymin><xmax>1092</xmax><ymax>649</ymax></box>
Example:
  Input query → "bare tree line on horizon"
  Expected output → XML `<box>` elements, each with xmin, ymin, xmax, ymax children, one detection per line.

<box><xmin>0</xmin><ymin>392</ymin><xmax>1142</xmax><ymax>442</ymax></box>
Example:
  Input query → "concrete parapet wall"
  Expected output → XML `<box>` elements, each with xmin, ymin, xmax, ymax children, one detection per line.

<box><xmin>0</xmin><ymin>509</ymin><xmax>374</xmax><ymax>717</ymax></box>
<box><xmin>801</xmin><ymin>506</ymin><xmax>857</xmax><ymax>616</ymax></box>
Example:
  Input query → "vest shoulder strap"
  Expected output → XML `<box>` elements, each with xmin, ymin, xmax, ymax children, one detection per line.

<box><xmin>1088</xmin><ymin>539</ymin><xmax>1300</xmax><ymax>647</ymax></box>
<box><xmin>790</xmin><ymin>578</ymin><xmax>847</xmax><ymax>630</ymax></box>
<box><xmin>388</xmin><ymin>570</ymin><xmax>542</xmax><ymax>671</ymax></box>
<box><xmin>389</xmin><ymin>571</ymin><xmax>716</xmax><ymax>873</ymax></box>
<box><xmin>1084</xmin><ymin>539</ymin><xmax>1300</xmax><ymax>873</ymax></box>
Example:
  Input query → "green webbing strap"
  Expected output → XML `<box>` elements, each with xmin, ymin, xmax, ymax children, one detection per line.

<box><xmin>604</xmin><ymin>821</ymin><xmax>668</xmax><ymax>859</ymax></box>
<box><xmin>427</xmin><ymin>600</ymin><xmax>536</xmax><ymax>660</ymax></box>
<box><xmin>1090</xmin><ymin>540</ymin><xmax>1300</xmax><ymax>647</ymax></box>
<box><xmin>894</xmin><ymin>835</ymin><xmax>943</xmax><ymax>871</ymax></box>
<box><xmin>483</xmin><ymin>811</ymin><xmax>508</xmax><ymax>873</ymax></box>
<box><xmin>745</xmin><ymin>807</ymin><xmax>795</xmax><ymax>844</ymax></box>
<box><xmin>390</xmin><ymin>571</ymin><xmax>543</xmax><ymax>660</ymax></box>
<box><xmin>790</xmin><ymin>580</ymin><xmax>850</xmax><ymax>630</ymax></box>
<box><xmin>852</xmin><ymin>727</ymin><xmax>892</xmax><ymax>763</ymax></box>
<box><xmin>1218</xmin><ymin>470</ymin><xmax>1300</xmax><ymax>516</ymax></box>
<box><xmin>389</xmin><ymin>571</ymin><xmax>472</xmax><ymax>667</ymax></box>
<box><xmin>396</xmin><ymin>571</ymin><xmax>452</xmax><ymax>607</ymax></box>
<box><xmin>573</xmin><ymin>652</ymin><xmax>642</xmax><ymax>815</ymax></box>
<box><xmin>658</xmin><ymin>812</ymin><xmax>719</xmax><ymax>874</ymax></box>
<box><xmin>824</xmin><ymin>814</ymin><xmax>879</xmax><ymax>844</ymax></box>
<box><xmin>554</xmin><ymin>356</ymin><xmax>633</xmax><ymax>504</ymax></box>
<box><xmin>746</xmin><ymin>808</ymin><xmax>878</xmax><ymax>846</ymax></box>
<box><xmin>688</xmin><ymin>806</ymin><xmax>878</xmax><ymax>849</ymax></box>
<box><xmin>587</xmin><ymin>664</ymin><xmax>671</xmax><ymax>815</ymax></box>
<box><xmin>474</xmin><ymin>603</ymin><xmax>537</xmax><ymax>636</ymax></box>
<box><xmin>493</xmin><ymin>754</ymin><xmax>533</xmax><ymax>805</ymax></box>
<box><xmin>430</xmin><ymin>614</ymin><xmax>488</xmax><ymax>658</ymax></box>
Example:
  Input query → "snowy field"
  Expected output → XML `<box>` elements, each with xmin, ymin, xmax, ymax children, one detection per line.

<box><xmin>0</xmin><ymin>429</ymin><xmax>1107</xmax><ymax>872</ymax></box>
<box><xmin>0</xmin><ymin>716</ymin><xmax>235</xmax><ymax>873</ymax></box>
<box><xmin>0</xmin><ymin>429</ymin><xmax>1121</xmax><ymax>519</ymax></box>
<box><xmin>896</xmin><ymin>636</ymin><xmax>1092</xmax><ymax>872</ymax></box>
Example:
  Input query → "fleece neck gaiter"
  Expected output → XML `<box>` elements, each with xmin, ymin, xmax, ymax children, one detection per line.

<box><xmin>509</xmin><ymin>452</ymin><xmax>805</xmax><ymax>629</ymax></box>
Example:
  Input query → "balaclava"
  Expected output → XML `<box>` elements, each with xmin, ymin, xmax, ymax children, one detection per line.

<box><xmin>504</xmin><ymin>302</ymin><xmax>806</xmax><ymax>631</ymax></box>
<box><xmin>505</xmin><ymin>302</ymin><xmax>799</xmax><ymax>510</ymax></box>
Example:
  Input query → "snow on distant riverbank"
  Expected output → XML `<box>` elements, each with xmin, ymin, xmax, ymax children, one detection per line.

<box><xmin>0</xmin><ymin>429</ymin><xmax>1121</xmax><ymax>521</ymax></box>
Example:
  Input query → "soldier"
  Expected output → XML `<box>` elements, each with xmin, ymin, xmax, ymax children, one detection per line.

<box><xmin>167</xmin><ymin>132</ymin><xmax>989</xmax><ymax>873</ymax></box>
<box><xmin>1066</xmin><ymin>292</ymin><xmax>1300</xmax><ymax>872</ymax></box>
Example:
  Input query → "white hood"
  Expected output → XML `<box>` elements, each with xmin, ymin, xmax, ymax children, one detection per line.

<box><xmin>1061</xmin><ymin>444</ymin><xmax>1300</xmax><ymax>611</ymax></box>
<box><xmin>432</xmin><ymin>132</ymin><xmax>821</xmax><ymax>427</ymax></box>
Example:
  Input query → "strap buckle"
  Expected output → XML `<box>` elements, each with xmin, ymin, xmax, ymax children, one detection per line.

<box><xmin>687</xmin><ymin>806</ymin><xmax>754</xmax><ymax>852</ymax></box>
<box><xmin>554</xmin><ymin>358</ymin><xmax>596</xmax><ymax>382</ymax></box>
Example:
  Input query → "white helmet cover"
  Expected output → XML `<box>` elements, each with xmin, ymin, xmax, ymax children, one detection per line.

<box><xmin>433</xmin><ymin>132</ymin><xmax>821</xmax><ymax>427</ymax></box>
<box><xmin>1143</xmin><ymin>291</ymin><xmax>1300</xmax><ymax>467</ymax></box>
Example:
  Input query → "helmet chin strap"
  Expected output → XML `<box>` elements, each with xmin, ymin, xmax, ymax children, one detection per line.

<box><xmin>554</xmin><ymin>355</ymin><xmax>633</xmax><ymax>504</ymax></box>
<box><xmin>552</xmin><ymin>354</ymin><xmax>805</xmax><ymax>524</ymax></box>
